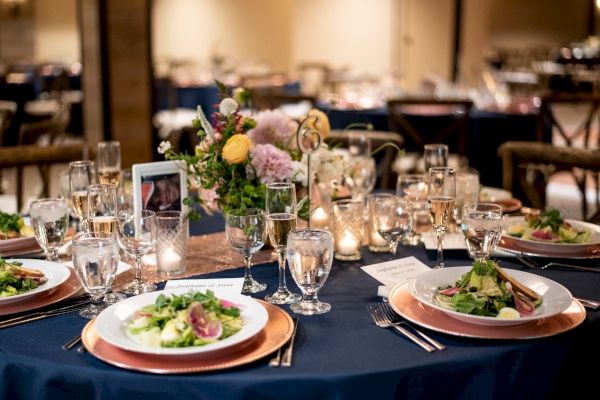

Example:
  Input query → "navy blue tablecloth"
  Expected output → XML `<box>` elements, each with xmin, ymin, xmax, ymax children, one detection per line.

<box><xmin>1</xmin><ymin>237</ymin><xmax>599</xmax><ymax>399</ymax></box>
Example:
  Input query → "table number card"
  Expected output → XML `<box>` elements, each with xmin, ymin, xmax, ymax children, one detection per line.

<box><xmin>361</xmin><ymin>256</ymin><xmax>431</xmax><ymax>290</ymax></box>
<box><xmin>164</xmin><ymin>278</ymin><xmax>244</xmax><ymax>293</ymax></box>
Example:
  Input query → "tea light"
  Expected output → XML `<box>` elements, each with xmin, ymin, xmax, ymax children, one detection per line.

<box><xmin>160</xmin><ymin>246</ymin><xmax>182</xmax><ymax>272</ymax></box>
<box><xmin>332</xmin><ymin>199</ymin><xmax>364</xmax><ymax>261</ymax></box>
<box><xmin>337</xmin><ymin>231</ymin><xmax>359</xmax><ymax>256</ymax></box>
<box><xmin>311</xmin><ymin>206</ymin><xmax>329</xmax><ymax>228</ymax></box>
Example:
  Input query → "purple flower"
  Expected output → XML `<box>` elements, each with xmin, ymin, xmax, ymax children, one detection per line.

<box><xmin>247</xmin><ymin>109</ymin><xmax>298</xmax><ymax>146</ymax></box>
<box><xmin>248</xmin><ymin>144</ymin><xmax>293</xmax><ymax>184</ymax></box>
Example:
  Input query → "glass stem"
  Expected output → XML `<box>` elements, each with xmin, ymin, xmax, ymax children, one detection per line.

<box><xmin>134</xmin><ymin>254</ymin><xmax>143</xmax><ymax>282</ymax></box>
<box><xmin>243</xmin><ymin>254</ymin><xmax>253</xmax><ymax>280</ymax></box>
<box><xmin>277</xmin><ymin>250</ymin><xmax>287</xmax><ymax>291</ymax></box>
<box><xmin>46</xmin><ymin>247</ymin><xmax>59</xmax><ymax>262</ymax></box>
<box><xmin>436</xmin><ymin>229</ymin><xmax>445</xmax><ymax>268</ymax></box>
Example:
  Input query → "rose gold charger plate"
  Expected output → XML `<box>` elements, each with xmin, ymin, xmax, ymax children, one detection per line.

<box><xmin>389</xmin><ymin>282</ymin><xmax>586</xmax><ymax>339</ymax></box>
<box><xmin>0</xmin><ymin>267</ymin><xmax>81</xmax><ymax>316</ymax></box>
<box><xmin>82</xmin><ymin>300</ymin><xmax>294</xmax><ymax>374</ymax></box>
<box><xmin>0</xmin><ymin>235</ymin><xmax>42</xmax><ymax>257</ymax></box>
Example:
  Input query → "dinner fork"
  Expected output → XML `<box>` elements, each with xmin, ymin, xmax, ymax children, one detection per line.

<box><xmin>380</xmin><ymin>302</ymin><xmax>446</xmax><ymax>351</ymax></box>
<box><xmin>516</xmin><ymin>254</ymin><xmax>600</xmax><ymax>273</ymax></box>
<box><xmin>366</xmin><ymin>304</ymin><xmax>436</xmax><ymax>352</ymax></box>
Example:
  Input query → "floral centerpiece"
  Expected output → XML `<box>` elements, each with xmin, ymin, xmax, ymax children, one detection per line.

<box><xmin>158</xmin><ymin>82</ymin><xmax>345</xmax><ymax>219</ymax></box>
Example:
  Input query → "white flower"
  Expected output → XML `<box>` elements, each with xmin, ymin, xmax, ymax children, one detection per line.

<box><xmin>157</xmin><ymin>141</ymin><xmax>171</xmax><ymax>154</ymax></box>
<box><xmin>219</xmin><ymin>98</ymin><xmax>238</xmax><ymax>116</ymax></box>
<box><xmin>291</xmin><ymin>161</ymin><xmax>308</xmax><ymax>186</ymax></box>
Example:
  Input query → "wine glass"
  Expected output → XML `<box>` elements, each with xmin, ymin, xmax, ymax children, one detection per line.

<box><xmin>461</xmin><ymin>203</ymin><xmax>503</xmax><ymax>262</ymax></box>
<box><xmin>345</xmin><ymin>156</ymin><xmax>377</xmax><ymax>201</ymax></box>
<box><xmin>396</xmin><ymin>174</ymin><xmax>428</xmax><ymax>245</ymax></box>
<box><xmin>423</xmin><ymin>143</ymin><xmax>449</xmax><ymax>172</ymax></box>
<box><xmin>454</xmin><ymin>170</ymin><xmax>480</xmax><ymax>226</ymax></box>
<box><xmin>117</xmin><ymin>168</ymin><xmax>133</xmax><ymax>212</ymax></box>
<box><xmin>97</xmin><ymin>141</ymin><xmax>121</xmax><ymax>186</ymax></box>
<box><xmin>264</xmin><ymin>182</ymin><xmax>301</xmax><ymax>304</ymax></box>
<box><xmin>372</xmin><ymin>196</ymin><xmax>412</xmax><ymax>257</ymax></box>
<box><xmin>71</xmin><ymin>231</ymin><xmax>119</xmax><ymax>319</ymax></box>
<box><xmin>225</xmin><ymin>208</ymin><xmax>268</xmax><ymax>294</ymax></box>
<box><xmin>116</xmin><ymin>210</ymin><xmax>157</xmax><ymax>295</ymax></box>
<box><xmin>287</xmin><ymin>228</ymin><xmax>334</xmax><ymax>315</ymax></box>
<box><xmin>348</xmin><ymin>130</ymin><xmax>372</xmax><ymax>157</ymax></box>
<box><xmin>366</xmin><ymin>192</ymin><xmax>395</xmax><ymax>253</ymax></box>
<box><xmin>427</xmin><ymin>167</ymin><xmax>456</xmax><ymax>269</ymax></box>
<box><xmin>69</xmin><ymin>160</ymin><xmax>95</xmax><ymax>231</ymax></box>
<box><xmin>29</xmin><ymin>198</ymin><xmax>70</xmax><ymax>262</ymax></box>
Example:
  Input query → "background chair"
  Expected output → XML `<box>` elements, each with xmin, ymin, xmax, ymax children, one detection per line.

<box><xmin>250</xmin><ymin>91</ymin><xmax>316</xmax><ymax>112</ymax></box>
<box><xmin>498</xmin><ymin>141</ymin><xmax>600</xmax><ymax>222</ymax></box>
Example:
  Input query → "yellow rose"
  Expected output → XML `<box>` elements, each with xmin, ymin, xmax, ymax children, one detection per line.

<box><xmin>222</xmin><ymin>134</ymin><xmax>252</xmax><ymax>164</ymax></box>
<box><xmin>306</xmin><ymin>109</ymin><xmax>330</xmax><ymax>138</ymax></box>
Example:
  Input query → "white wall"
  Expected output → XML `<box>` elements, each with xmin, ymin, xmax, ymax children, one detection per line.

<box><xmin>33</xmin><ymin>0</ymin><xmax>80</xmax><ymax>64</ymax></box>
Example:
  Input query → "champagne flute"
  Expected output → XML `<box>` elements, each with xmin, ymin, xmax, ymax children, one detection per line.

<box><xmin>69</xmin><ymin>160</ymin><xmax>95</xmax><ymax>231</ymax></box>
<box><xmin>396</xmin><ymin>174</ymin><xmax>428</xmax><ymax>245</ymax></box>
<box><xmin>72</xmin><ymin>231</ymin><xmax>119</xmax><ymax>318</ymax></box>
<box><xmin>427</xmin><ymin>167</ymin><xmax>456</xmax><ymax>269</ymax></box>
<box><xmin>97</xmin><ymin>141</ymin><xmax>121</xmax><ymax>186</ymax></box>
<box><xmin>30</xmin><ymin>198</ymin><xmax>70</xmax><ymax>262</ymax></box>
<box><xmin>461</xmin><ymin>203</ymin><xmax>503</xmax><ymax>262</ymax></box>
<box><xmin>423</xmin><ymin>143</ymin><xmax>448</xmax><ymax>172</ymax></box>
<box><xmin>287</xmin><ymin>228</ymin><xmax>334</xmax><ymax>315</ymax></box>
<box><xmin>225</xmin><ymin>208</ymin><xmax>268</xmax><ymax>294</ymax></box>
<box><xmin>265</xmin><ymin>182</ymin><xmax>301</xmax><ymax>304</ymax></box>
<box><xmin>116</xmin><ymin>210</ymin><xmax>157</xmax><ymax>295</ymax></box>
<box><xmin>372</xmin><ymin>196</ymin><xmax>412</xmax><ymax>257</ymax></box>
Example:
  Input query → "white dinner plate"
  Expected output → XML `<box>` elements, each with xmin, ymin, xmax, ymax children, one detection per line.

<box><xmin>0</xmin><ymin>259</ymin><xmax>71</xmax><ymax>305</ymax></box>
<box><xmin>479</xmin><ymin>186</ymin><xmax>512</xmax><ymax>202</ymax></box>
<box><xmin>499</xmin><ymin>216</ymin><xmax>600</xmax><ymax>258</ymax></box>
<box><xmin>408</xmin><ymin>266</ymin><xmax>573</xmax><ymax>326</ymax></box>
<box><xmin>94</xmin><ymin>288</ymin><xmax>269</xmax><ymax>356</ymax></box>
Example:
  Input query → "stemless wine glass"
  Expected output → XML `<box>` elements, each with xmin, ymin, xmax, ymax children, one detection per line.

<box><xmin>30</xmin><ymin>198</ymin><xmax>70</xmax><ymax>262</ymax></box>
<box><xmin>287</xmin><ymin>228</ymin><xmax>334</xmax><ymax>315</ymax></box>
<box><xmin>116</xmin><ymin>210</ymin><xmax>157</xmax><ymax>295</ymax></box>
<box><xmin>97</xmin><ymin>141</ymin><xmax>121</xmax><ymax>186</ymax></box>
<box><xmin>397</xmin><ymin>174</ymin><xmax>428</xmax><ymax>245</ymax></box>
<box><xmin>265</xmin><ymin>182</ymin><xmax>301</xmax><ymax>304</ymax></box>
<box><xmin>69</xmin><ymin>160</ymin><xmax>95</xmax><ymax>231</ymax></box>
<box><xmin>423</xmin><ymin>143</ymin><xmax>449</xmax><ymax>172</ymax></box>
<box><xmin>461</xmin><ymin>203</ymin><xmax>503</xmax><ymax>262</ymax></box>
<box><xmin>372</xmin><ymin>196</ymin><xmax>412</xmax><ymax>257</ymax></box>
<box><xmin>225</xmin><ymin>208</ymin><xmax>268</xmax><ymax>294</ymax></box>
<box><xmin>427</xmin><ymin>167</ymin><xmax>456</xmax><ymax>269</ymax></box>
<box><xmin>72</xmin><ymin>231</ymin><xmax>119</xmax><ymax>319</ymax></box>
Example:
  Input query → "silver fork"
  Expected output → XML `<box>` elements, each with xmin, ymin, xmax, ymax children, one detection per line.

<box><xmin>380</xmin><ymin>302</ymin><xmax>446</xmax><ymax>351</ymax></box>
<box><xmin>516</xmin><ymin>254</ymin><xmax>600</xmax><ymax>273</ymax></box>
<box><xmin>366</xmin><ymin>304</ymin><xmax>436</xmax><ymax>352</ymax></box>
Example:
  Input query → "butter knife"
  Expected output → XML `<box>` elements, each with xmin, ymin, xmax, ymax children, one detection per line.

<box><xmin>280</xmin><ymin>317</ymin><xmax>300</xmax><ymax>368</ymax></box>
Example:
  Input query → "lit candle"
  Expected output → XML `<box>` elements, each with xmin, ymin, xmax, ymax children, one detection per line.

<box><xmin>370</xmin><ymin>230</ymin><xmax>388</xmax><ymax>247</ymax></box>
<box><xmin>311</xmin><ymin>207</ymin><xmax>329</xmax><ymax>228</ymax></box>
<box><xmin>337</xmin><ymin>231</ymin><xmax>358</xmax><ymax>256</ymax></box>
<box><xmin>159</xmin><ymin>246</ymin><xmax>182</xmax><ymax>272</ymax></box>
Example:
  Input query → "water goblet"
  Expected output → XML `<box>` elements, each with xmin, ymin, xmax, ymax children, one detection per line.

<box><xmin>461</xmin><ymin>203</ymin><xmax>503</xmax><ymax>262</ymax></box>
<box><xmin>225</xmin><ymin>208</ymin><xmax>268</xmax><ymax>294</ymax></box>
<box><xmin>30</xmin><ymin>198</ymin><xmax>70</xmax><ymax>262</ymax></box>
<box><xmin>265</xmin><ymin>182</ymin><xmax>301</xmax><ymax>305</ymax></box>
<box><xmin>372</xmin><ymin>196</ymin><xmax>412</xmax><ymax>257</ymax></box>
<box><xmin>116</xmin><ymin>210</ymin><xmax>157</xmax><ymax>295</ymax></box>
<box><xmin>423</xmin><ymin>143</ymin><xmax>449</xmax><ymax>172</ymax></box>
<box><xmin>97</xmin><ymin>141</ymin><xmax>121</xmax><ymax>186</ymax></box>
<box><xmin>427</xmin><ymin>167</ymin><xmax>456</xmax><ymax>269</ymax></box>
<box><xmin>396</xmin><ymin>174</ymin><xmax>428</xmax><ymax>245</ymax></box>
<box><xmin>71</xmin><ymin>231</ymin><xmax>119</xmax><ymax>319</ymax></box>
<box><xmin>287</xmin><ymin>228</ymin><xmax>334</xmax><ymax>315</ymax></box>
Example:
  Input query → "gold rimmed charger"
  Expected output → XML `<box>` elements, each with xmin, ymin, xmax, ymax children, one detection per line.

<box><xmin>82</xmin><ymin>300</ymin><xmax>295</xmax><ymax>374</ymax></box>
<box><xmin>388</xmin><ymin>282</ymin><xmax>586</xmax><ymax>340</ymax></box>
<box><xmin>0</xmin><ymin>267</ymin><xmax>82</xmax><ymax>316</ymax></box>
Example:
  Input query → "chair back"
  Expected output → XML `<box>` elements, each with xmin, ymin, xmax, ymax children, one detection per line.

<box><xmin>0</xmin><ymin>100</ymin><xmax>17</xmax><ymax>146</ymax></box>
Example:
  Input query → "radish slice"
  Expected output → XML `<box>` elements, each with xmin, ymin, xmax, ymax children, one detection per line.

<box><xmin>221</xmin><ymin>299</ymin><xmax>239</xmax><ymax>309</ymax></box>
<box><xmin>188</xmin><ymin>302</ymin><xmax>222</xmax><ymax>340</ymax></box>
<box><xmin>506</xmin><ymin>283</ymin><xmax>536</xmax><ymax>316</ymax></box>
<box><xmin>439</xmin><ymin>287</ymin><xmax>460</xmax><ymax>296</ymax></box>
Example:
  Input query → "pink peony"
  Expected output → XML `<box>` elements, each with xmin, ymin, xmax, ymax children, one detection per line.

<box><xmin>247</xmin><ymin>144</ymin><xmax>293</xmax><ymax>184</ymax></box>
<box><xmin>247</xmin><ymin>109</ymin><xmax>298</xmax><ymax>146</ymax></box>
<box><xmin>199</xmin><ymin>186</ymin><xmax>220</xmax><ymax>212</ymax></box>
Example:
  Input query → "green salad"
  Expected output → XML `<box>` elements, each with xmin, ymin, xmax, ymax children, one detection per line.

<box><xmin>0</xmin><ymin>211</ymin><xmax>27</xmax><ymax>240</ymax></box>
<box><xmin>507</xmin><ymin>208</ymin><xmax>591</xmax><ymax>244</ymax></box>
<box><xmin>435</xmin><ymin>260</ymin><xmax>542</xmax><ymax>318</ymax></box>
<box><xmin>0</xmin><ymin>258</ymin><xmax>46</xmax><ymax>297</ymax></box>
<box><xmin>127</xmin><ymin>291</ymin><xmax>243</xmax><ymax>348</ymax></box>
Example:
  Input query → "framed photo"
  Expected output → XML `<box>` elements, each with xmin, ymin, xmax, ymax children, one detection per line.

<box><xmin>132</xmin><ymin>160</ymin><xmax>188</xmax><ymax>216</ymax></box>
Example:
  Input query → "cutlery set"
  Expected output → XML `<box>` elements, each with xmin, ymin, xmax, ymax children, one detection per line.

<box><xmin>269</xmin><ymin>317</ymin><xmax>300</xmax><ymax>367</ymax></box>
<box><xmin>0</xmin><ymin>296</ymin><xmax>90</xmax><ymax>329</ymax></box>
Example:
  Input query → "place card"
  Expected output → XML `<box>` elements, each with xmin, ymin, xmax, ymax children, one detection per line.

<box><xmin>164</xmin><ymin>278</ymin><xmax>244</xmax><ymax>293</ymax></box>
<box><xmin>361</xmin><ymin>256</ymin><xmax>431</xmax><ymax>290</ymax></box>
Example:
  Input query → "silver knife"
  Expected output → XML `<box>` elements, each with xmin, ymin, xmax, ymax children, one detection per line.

<box><xmin>280</xmin><ymin>317</ymin><xmax>300</xmax><ymax>367</ymax></box>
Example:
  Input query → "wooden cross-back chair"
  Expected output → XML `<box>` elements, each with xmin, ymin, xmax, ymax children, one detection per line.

<box><xmin>387</xmin><ymin>97</ymin><xmax>473</xmax><ymax>155</ymax></box>
<box><xmin>498</xmin><ymin>141</ymin><xmax>600</xmax><ymax>222</ymax></box>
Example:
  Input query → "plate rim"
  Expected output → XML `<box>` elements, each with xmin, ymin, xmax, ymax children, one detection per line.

<box><xmin>94</xmin><ymin>288</ymin><xmax>269</xmax><ymax>356</ymax></box>
<box><xmin>407</xmin><ymin>266</ymin><xmax>573</xmax><ymax>326</ymax></box>
<box><xmin>0</xmin><ymin>259</ymin><xmax>71</xmax><ymax>305</ymax></box>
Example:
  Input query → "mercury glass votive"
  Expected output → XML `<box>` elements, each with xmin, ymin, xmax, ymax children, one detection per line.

<box><xmin>332</xmin><ymin>199</ymin><xmax>364</xmax><ymax>261</ymax></box>
<box><xmin>156</xmin><ymin>210</ymin><xmax>187</xmax><ymax>276</ymax></box>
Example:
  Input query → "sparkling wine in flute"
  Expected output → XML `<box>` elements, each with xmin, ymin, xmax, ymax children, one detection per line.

<box><xmin>89</xmin><ymin>216</ymin><xmax>118</xmax><ymax>235</ymax></box>
<box><xmin>267</xmin><ymin>213</ymin><xmax>296</xmax><ymax>249</ymax></box>
<box><xmin>71</xmin><ymin>190</ymin><xmax>90</xmax><ymax>220</ymax></box>
<box><xmin>98</xmin><ymin>168</ymin><xmax>121</xmax><ymax>186</ymax></box>
<box><xmin>428</xmin><ymin>196</ymin><xmax>455</xmax><ymax>229</ymax></box>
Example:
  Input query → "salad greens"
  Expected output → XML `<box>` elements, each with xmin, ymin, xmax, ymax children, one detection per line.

<box><xmin>0</xmin><ymin>258</ymin><xmax>44</xmax><ymax>297</ymax></box>
<box><xmin>436</xmin><ymin>260</ymin><xmax>542</xmax><ymax>318</ymax></box>
<box><xmin>507</xmin><ymin>208</ymin><xmax>591</xmax><ymax>243</ymax></box>
<box><xmin>0</xmin><ymin>212</ymin><xmax>25</xmax><ymax>239</ymax></box>
<box><xmin>127</xmin><ymin>291</ymin><xmax>243</xmax><ymax>348</ymax></box>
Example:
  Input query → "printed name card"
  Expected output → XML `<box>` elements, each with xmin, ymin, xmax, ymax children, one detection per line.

<box><xmin>164</xmin><ymin>278</ymin><xmax>244</xmax><ymax>293</ymax></box>
<box><xmin>360</xmin><ymin>256</ymin><xmax>431</xmax><ymax>289</ymax></box>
